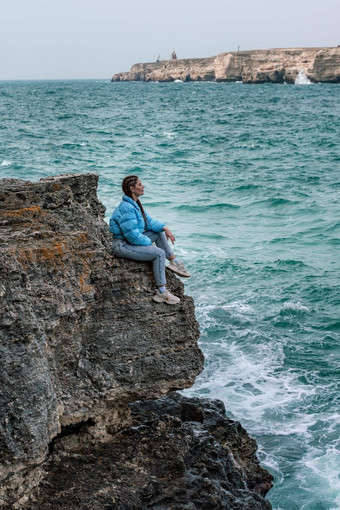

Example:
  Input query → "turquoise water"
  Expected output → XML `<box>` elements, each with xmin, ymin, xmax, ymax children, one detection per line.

<box><xmin>1</xmin><ymin>80</ymin><xmax>339</xmax><ymax>509</ymax></box>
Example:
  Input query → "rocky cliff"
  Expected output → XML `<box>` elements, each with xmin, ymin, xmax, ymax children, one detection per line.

<box><xmin>0</xmin><ymin>174</ymin><xmax>272</xmax><ymax>509</ymax></box>
<box><xmin>112</xmin><ymin>47</ymin><xmax>340</xmax><ymax>83</ymax></box>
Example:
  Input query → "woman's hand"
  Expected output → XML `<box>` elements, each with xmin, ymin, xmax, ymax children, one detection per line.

<box><xmin>163</xmin><ymin>227</ymin><xmax>175</xmax><ymax>244</ymax></box>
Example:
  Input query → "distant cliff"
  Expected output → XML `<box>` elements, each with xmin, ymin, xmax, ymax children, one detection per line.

<box><xmin>112</xmin><ymin>47</ymin><xmax>340</xmax><ymax>83</ymax></box>
<box><xmin>0</xmin><ymin>174</ymin><xmax>272</xmax><ymax>509</ymax></box>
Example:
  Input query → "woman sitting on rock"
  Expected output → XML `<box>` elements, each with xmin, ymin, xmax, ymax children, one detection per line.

<box><xmin>109</xmin><ymin>175</ymin><xmax>190</xmax><ymax>305</ymax></box>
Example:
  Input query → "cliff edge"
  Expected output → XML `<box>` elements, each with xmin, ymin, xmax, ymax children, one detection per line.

<box><xmin>112</xmin><ymin>47</ymin><xmax>340</xmax><ymax>83</ymax></box>
<box><xmin>0</xmin><ymin>174</ymin><xmax>272</xmax><ymax>509</ymax></box>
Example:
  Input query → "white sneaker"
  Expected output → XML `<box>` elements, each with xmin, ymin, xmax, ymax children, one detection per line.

<box><xmin>153</xmin><ymin>289</ymin><xmax>180</xmax><ymax>305</ymax></box>
<box><xmin>167</xmin><ymin>260</ymin><xmax>191</xmax><ymax>278</ymax></box>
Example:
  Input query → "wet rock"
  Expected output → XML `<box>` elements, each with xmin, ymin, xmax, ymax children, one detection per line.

<box><xmin>28</xmin><ymin>393</ymin><xmax>273</xmax><ymax>510</ymax></box>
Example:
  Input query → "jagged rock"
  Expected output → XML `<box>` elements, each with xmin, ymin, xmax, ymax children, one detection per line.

<box><xmin>0</xmin><ymin>174</ymin><xmax>203</xmax><ymax>507</ymax></box>
<box><xmin>0</xmin><ymin>174</ymin><xmax>272</xmax><ymax>509</ymax></box>
<box><xmin>111</xmin><ymin>47</ymin><xmax>340</xmax><ymax>83</ymax></box>
<box><xmin>27</xmin><ymin>393</ymin><xmax>273</xmax><ymax>510</ymax></box>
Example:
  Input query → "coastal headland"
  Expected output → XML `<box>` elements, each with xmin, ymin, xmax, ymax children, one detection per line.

<box><xmin>112</xmin><ymin>47</ymin><xmax>340</xmax><ymax>83</ymax></box>
<box><xmin>0</xmin><ymin>173</ymin><xmax>273</xmax><ymax>509</ymax></box>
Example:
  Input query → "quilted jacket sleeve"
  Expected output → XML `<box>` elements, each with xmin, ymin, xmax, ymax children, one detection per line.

<box><xmin>145</xmin><ymin>211</ymin><xmax>165</xmax><ymax>233</ymax></box>
<box><xmin>119</xmin><ymin>210</ymin><xmax>152</xmax><ymax>246</ymax></box>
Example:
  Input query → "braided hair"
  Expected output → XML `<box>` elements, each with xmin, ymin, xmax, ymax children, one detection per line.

<box><xmin>122</xmin><ymin>175</ymin><xmax>149</xmax><ymax>229</ymax></box>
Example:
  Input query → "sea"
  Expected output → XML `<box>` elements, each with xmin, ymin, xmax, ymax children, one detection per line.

<box><xmin>0</xmin><ymin>79</ymin><xmax>339</xmax><ymax>510</ymax></box>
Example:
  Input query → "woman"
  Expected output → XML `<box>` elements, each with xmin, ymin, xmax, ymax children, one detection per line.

<box><xmin>109</xmin><ymin>175</ymin><xmax>190</xmax><ymax>305</ymax></box>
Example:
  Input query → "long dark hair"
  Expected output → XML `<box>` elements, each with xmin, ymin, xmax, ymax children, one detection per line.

<box><xmin>122</xmin><ymin>175</ymin><xmax>149</xmax><ymax>228</ymax></box>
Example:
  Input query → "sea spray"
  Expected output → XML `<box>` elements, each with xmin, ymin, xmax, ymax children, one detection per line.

<box><xmin>295</xmin><ymin>69</ymin><xmax>312</xmax><ymax>85</ymax></box>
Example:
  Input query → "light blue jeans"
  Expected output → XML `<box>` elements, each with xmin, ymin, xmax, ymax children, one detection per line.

<box><xmin>112</xmin><ymin>230</ymin><xmax>174</xmax><ymax>287</ymax></box>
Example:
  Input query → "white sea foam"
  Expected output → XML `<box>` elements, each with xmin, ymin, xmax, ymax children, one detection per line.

<box><xmin>0</xmin><ymin>160</ymin><xmax>11</xmax><ymax>167</ymax></box>
<box><xmin>200</xmin><ymin>363</ymin><xmax>316</xmax><ymax>435</ymax></box>
<box><xmin>174</xmin><ymin>79</ymin><xmax>183</xmax><ymax>83</ymax></box>
<box><xmin>295</xmin><ymin>70</ymin><xmax>312</xmax><ymax>85</ymax></box>
<box><xmin>199</xmin><ymin>301</ymin><xmax>255</xmax><ymax>315</ymax></box>
<box><xmin>184</xmin><ymin>287</ymin><xmax>340</xmax><ymax>507</ymax></box>
<box><xmin>295</xmin><ymin>447</ymin><xmax>340</xmax><ymax>509</ymax></box>
<box><xmin>305</xmin><ymin>448</ymin><xmax>340</xmax><ymax>489</ymax></box>
<box><xmin>281</xmin><ymin>301</ymin><xmax>310</xmax><ymax>312</ymax></box>
<box><xmin>163</xmin><ymin>131</ymin><xmax>177</xmax><ymax>138</ymax></box>
<box><xmin>187</xmin><ymin>299</ymin><xmax>316</xmax><ymax>436</ymax></box>
<box><xmin>258</xmin><ymin>446</ymin><xmax>282</xmax><ymax>475</ymax></box>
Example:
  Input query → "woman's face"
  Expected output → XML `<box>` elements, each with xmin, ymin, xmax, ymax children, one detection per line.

<box><xmin>131</xmin><ymin>178</ymin><xmax>144</xmax><ymax>198</ymax></box>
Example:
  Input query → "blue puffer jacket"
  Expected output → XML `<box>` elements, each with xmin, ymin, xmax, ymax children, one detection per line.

<box><xmin>109</xmin><ymin>195</ymin><xmax>165</xmax><ymax>246</ymax></box>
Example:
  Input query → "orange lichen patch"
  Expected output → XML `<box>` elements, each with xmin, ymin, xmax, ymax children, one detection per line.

<box><xmin>77</xmin><ymin>233</ymin><xmax>91</xmax><ymax>243</ymax></box>
<box><xmin>78</xmin><ymin>264</ymin><xmax>94</xmax><ymax>295</ymax></box>
<box><xmin>82</xmin><ymin>251</ymin><xmax>95</xmax><ymax>261</ymax></box>
<box><xmin>3</xmin><ymin>206</ymin><xmax>45</xmax><ymax>218</ymax></box>
<box><xmin>78</xmin><ymin>274</ymin><xmax>94</xmax><ymax>295</ymax></box>
<box><xmin>37</xmin><ymin>242</ymin><xmax>66</xmax><ymax>260</ymax></box>
<box><xmin>11</xmin><ymin>238</ymin><xmax>95</xmax><ymax>295</ymax></box>
<box><xmin>15</xmin><ymin>240</ymin><xmax>70</xmax><ymax>270</ymax></box>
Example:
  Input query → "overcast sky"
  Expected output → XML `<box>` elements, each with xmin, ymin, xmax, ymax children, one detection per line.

<box><xmin>1</xmin><ymin>0</ymin><xmax>340</xmax><ymax>80</ymax></box>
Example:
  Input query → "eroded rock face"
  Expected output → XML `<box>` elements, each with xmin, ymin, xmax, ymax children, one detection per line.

<box><xmin>0</xmin><ymin>174</ymin><xmax>203</xmax><ymax>506</ymax></box>
<box><xmin>27</xmin><ymin>393</ymin><xmax>273</xmax><ymax>510</ymax></box>
<box><xmin>111</xmin><ymin>47</ymin><xmax>340</xmax><ymax>83</ymax></box>
<box><xmin>112</xmin><ymin>57</ymin><xmax>217</xmax><ymax>83</ymax></box>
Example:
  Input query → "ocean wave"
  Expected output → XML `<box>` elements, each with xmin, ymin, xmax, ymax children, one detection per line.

<box><xmin>275</xmin><ymin>259</ymin><xmax>308</xmax><ymax>268</ymax></box>
<box><xmin>302</xmin><ymin>447</ymin><xmax>340</xmax><ymax>507</ymax></box>
<box><xmin>58</xmin><ymin>141</ymin><xmax>87</xmax><ymax>148</ymax></box>
<box><xmin>189</xmin><ymin>233</ymin><xmax>228</xmax><ymax>240</ymax></box>
<box><xmin>327</xmin><ymin>238</ymin><xmax>340</xmax><ymax>246</ymax></box>
<box><xmin>185</xmin><ymin>333</ymin><xmax>316</xmax><ymax>433</ymax></box>
<box><xmin>174</xmin><ymin>202</ymin><xmax>240</xmax><ymax>212</ymax></box>
<box><xmin>232</xmin><ymin>184</ymin><xmax>262</xmax><ymax>192</ymax></box>
<box><xmin>268</xmin><ymin>237</ymin><xmax>296</xmax><ymax>244</ymax></box>
<box><xmin>248</xmin><ymin>197</ymin><xmax>299</xmax><ymax>208</ymax></box>
<box><xmin>279</xmin><ymin>301</ymin><xmax>310</xmax><ymax>316</ymax></box>
<box><xmin>0</xmin><ymin>160</ymin><xmax>11</xmax><ymax>167</ymax></box>
<box><xmin>57</xmin><ymin>114</ymin><xmax>74</xmax><ymax>120</ymax></box>
<box><xmin>325</xmin><ymin>321</ymin><xmax>340</xmax><ymax>331</ymax></box>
